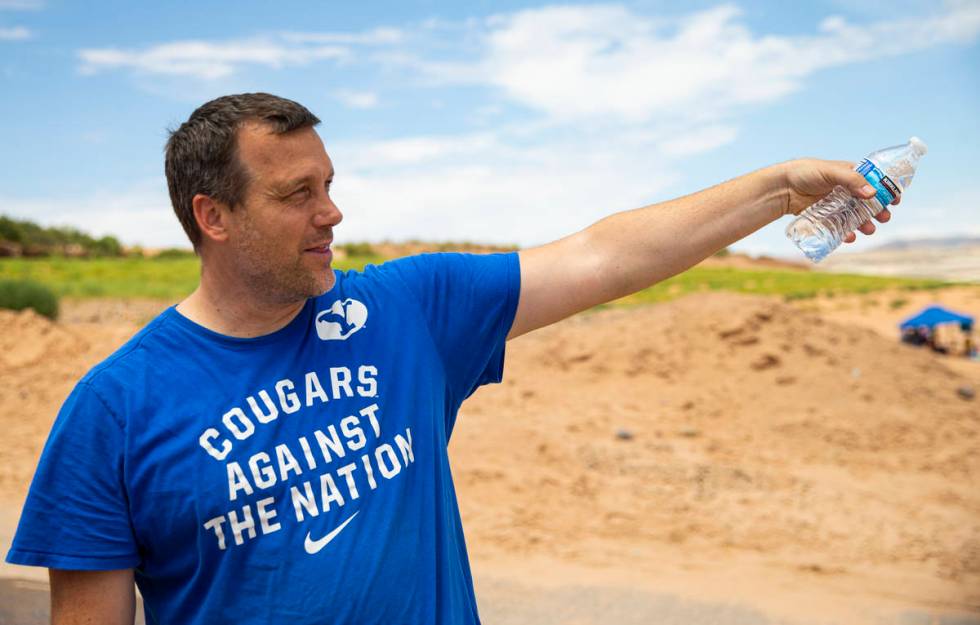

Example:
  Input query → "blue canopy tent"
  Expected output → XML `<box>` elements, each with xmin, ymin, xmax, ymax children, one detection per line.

<box><xmin>899</xmin><ymin>306</ymin><xmax>974</xmax><ymax>332</ymax></box>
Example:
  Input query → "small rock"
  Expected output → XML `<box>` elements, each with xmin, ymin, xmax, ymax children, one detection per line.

<box><xmin>851</xmin><ymin>367</ymin><xmax>861</xmax><ymax>379</ymax></box>
<box><xmin>733</xmin><ymin>469</ymin><xmax>752</xmax><ymax>482</ymax></box>
<box><xmin>750</xmin><ymin>354</ymin><xmax>781</xmax><ymax>370</ymax></box>
<box><xmin>679</xmin><ymin>428</ymin><xmax>700</xmax><ymax>438</ymax></box>
<box><xmin>718</xmin><ymin>325</ymin><xmax>745</xmax><ymax>339</ymax></box>
<box><xmin>802</xmin><ymin>343</ymin><xmax>824</xmax><ymax>357</ymax></box>
<box><xmin>956</xmin><ymin>386</ymin><xmax>975</xmax><ymax>400</ymax></box>
<box><xmin>615</xmin><ymin>428</ymin><xmax>634</xmax><ymax>441</ymax></box>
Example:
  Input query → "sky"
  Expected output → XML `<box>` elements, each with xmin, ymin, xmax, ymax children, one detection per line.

<box><xmin>1</xmin><ymin>0</ymin><xmax>978</xmax><ymax>259</ymax></box>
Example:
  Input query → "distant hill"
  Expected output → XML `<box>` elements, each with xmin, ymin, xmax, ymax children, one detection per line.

<box><xmin>872</xmin><ymin>236</ymin><xmax>980</xmax><ymax>252</ymax></box>
<box><xmin>818</xmin><ymin>236</ymin><xmax>980</xmax><ymax>283</ymax></box>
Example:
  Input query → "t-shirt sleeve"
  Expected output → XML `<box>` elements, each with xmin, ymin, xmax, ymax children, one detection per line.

<box><xmin>6</xmin><ymin>381</ymin><xmax>140</xmax><ymax>570</ymax></box>
<box><xmin>385</xmin><ymin>251</ymin><xmax>521</xmax><ymax>412</ymax></box>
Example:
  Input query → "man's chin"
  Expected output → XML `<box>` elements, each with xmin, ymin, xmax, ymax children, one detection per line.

<box><xmin>313</xmin><ymin>271</ymin><xmax>337</xmax><ymax>297</ymax></box>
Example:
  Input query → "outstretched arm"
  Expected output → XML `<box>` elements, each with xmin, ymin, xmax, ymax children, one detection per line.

<box><xmin>507</xmin><ymin>158</ymin><xmax>896</xmax><ymax>340</ymax></box>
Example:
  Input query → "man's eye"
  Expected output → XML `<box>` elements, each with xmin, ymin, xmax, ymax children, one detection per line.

<box><xmin>291</xmin><ymin>187</ymin><xmax>311</xmax><ymax>199</ymax></box>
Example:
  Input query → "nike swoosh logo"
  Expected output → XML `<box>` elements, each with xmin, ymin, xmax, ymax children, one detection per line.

<box><xmin>304</xmin><ymin>511</ymin><xmax>359</xmax><ymax>555</ymax></box>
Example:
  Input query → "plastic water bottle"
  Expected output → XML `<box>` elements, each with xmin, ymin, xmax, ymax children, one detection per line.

<box><xmin>785</xmin><ymin>137</ymin><xmax>928</xmax><ymax>262</ymax></box>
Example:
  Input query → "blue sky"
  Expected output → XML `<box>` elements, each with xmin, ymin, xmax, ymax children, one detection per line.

<box><xmin>1</xmin><ymin>0</ymin><xmax>978</xmax><ymax>258</ymax></box>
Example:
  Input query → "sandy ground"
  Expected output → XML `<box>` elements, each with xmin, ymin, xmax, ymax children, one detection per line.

<box><xmin>1</xmin><ymin>287</ymin><xmax>979</xmax><ymax>624</ymax></box>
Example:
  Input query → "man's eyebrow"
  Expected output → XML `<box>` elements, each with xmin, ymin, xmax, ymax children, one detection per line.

<box><xmin>271</xmin><ymin>171</ymin><xmax>335</xmax><ymax>194</ymax></box>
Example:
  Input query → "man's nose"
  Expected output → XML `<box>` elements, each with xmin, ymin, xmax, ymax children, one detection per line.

<box><xmin>313</xmin><ymin>193</ymin><xmax>343</xmax><ymax>228</ymax></box>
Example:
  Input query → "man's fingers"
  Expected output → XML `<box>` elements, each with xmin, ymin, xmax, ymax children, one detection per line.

<box><xmin>828</xmin><ymin>161</ymin><xmax>895</xmax><ymax>245</ymax></box>
<box><xmin>842</xmin><ymin>221</ymin><xmax>876</xmax><ymax>245</ymax></box>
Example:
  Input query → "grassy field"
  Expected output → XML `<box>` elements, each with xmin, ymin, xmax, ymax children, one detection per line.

<box><xmin>0</xmin><ymin>255</ymin><xmax>385</xmax><ymax>299</ymax></box>
<box><xmin>607</xmin><ymin>265</ymin><xmax>951</xmax><ymax>308</ymax></box>
<box><xmin>0</xmin><ymin>255</ymin><xmax>955</xmax><ymax>304</ymax></box>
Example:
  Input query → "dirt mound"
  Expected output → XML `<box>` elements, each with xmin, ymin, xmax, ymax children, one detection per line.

<box><xmin>453</xmin><ymin>292</ymin><xmax>980</xmax><ymax>612</ymax></box>
<box><xmin>697</xmin><ymin>252</ymin><xmax>811</xmax><ymax>271</ymax></box>
<box><xmin>0</xmin><ymin>309</ymin><xmax>139</xmax><ymax>499</ymax></box>
<box><xmin>0</xmin><ymin>309</ymin><xmax>91</xmax><ymax>370</ymax></box>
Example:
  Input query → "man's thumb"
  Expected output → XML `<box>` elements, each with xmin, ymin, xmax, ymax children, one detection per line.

<box><xmin>839</xmin><ymin>165</ymin><xmax>875</xmax><ymax>199</ymax></box>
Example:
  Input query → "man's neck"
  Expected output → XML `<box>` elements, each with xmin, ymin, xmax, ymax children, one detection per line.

<box><xmin>176</xmin><ymin>267</ymin><xmax>307</xmax><ymax>339</ymax></box>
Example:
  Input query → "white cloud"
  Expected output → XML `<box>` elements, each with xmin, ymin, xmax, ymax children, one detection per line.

<box><xmin>327</xmin><ymin>128</ymin><xmax>679</xmax><ymax>247</ymax></box>
<box><xmin>78</xmin><ymin>38</ymin><xmax>349</xmax><ymax>79</ymax></box>
<box><xmin>332</xmin><ymin>132</ymin><xmax>499</xmax><ymax>168</ymax></box>
<box><xmin>72</xmin><ymin>3</ymin><xmax>980</xmax><ymax>112</ymax></box>
<box><xmin>659</xmin><ymin>125</ymin><xmax>738</xmax><ymax>157</ymax></box>
<box><xmin>333</xmin><ymin>89</ymin><xmax>379</xmax><ymax>110</ymax></box>
<box><xmin>76</xmin><ymin>26</ymin><xmax>408</xmax><ymax>80</ymax></box>
<box><xmin>388</xmin><ymin>2</ymin><xmax>980</xmax><ymax>127</ymax></box>
<box><xmin>280</xmin><ymin>27</ymin><xmax>403</xmax><ymax>46</ymax></box>
<box><xmin>0</xmin><ymin>25</ymin><xmax>30</xmax><ymax>40</ymax></box>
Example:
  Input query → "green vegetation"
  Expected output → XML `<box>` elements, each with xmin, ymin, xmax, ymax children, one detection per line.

<box><xmin>0</xmin><ymin>279</ymin><xmax>59</xmax><ymax>319</ymax></box>
<box><xmin>153</xmin><ymin>247</ymin><xmax>197</xmax><ymax>260</ymax></box>
<box><xmin>0</xmin><ymin>254</ymin><xmax>385</xmax><ymax>299</ymax></box>
<box><xmin>0</xmin><ymin>253</ymin><xmax>955</xmax><ymax>304</ymax></box>
<box><xmin>0</xmin><ymin>215</ymin><xmax>124</xmax><ymax>258</ymax></box>
<box><xmin>339</xmin><ymin>242</ymin><xmax>378</xmax><ymax>257</ymax></box>
<box><xmin>605</xmin><ymin>266</ymin><xmax>952</xmax><ymax>309</ymax></box>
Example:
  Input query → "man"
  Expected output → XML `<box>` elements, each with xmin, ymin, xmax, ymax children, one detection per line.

<box><xmin>6</xmin><ymin>93</ymin><xmax>894</xmax><ymax>624</ymax></box>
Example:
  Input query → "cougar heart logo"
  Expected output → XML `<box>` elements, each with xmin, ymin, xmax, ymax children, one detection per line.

<box><xmin>315</xmin><ymin>299</ymin><xmax>368</xmax><ymax>341</ymax></box>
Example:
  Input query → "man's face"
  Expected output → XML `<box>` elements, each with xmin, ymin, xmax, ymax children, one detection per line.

<box><xmin>224</xmin><ymin>123</ymin><xmax>343</xmax><ymax>304</ymax></box>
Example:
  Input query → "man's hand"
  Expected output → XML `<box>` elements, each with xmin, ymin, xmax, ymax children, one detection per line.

<box><xmin>780</xmin><ymin>158</ymin><xmax>898</xmax><ymax>244</ymax></box>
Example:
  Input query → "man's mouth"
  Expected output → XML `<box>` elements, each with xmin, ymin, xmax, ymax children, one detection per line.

<box><xmin>305</xmin><ymin>242</ymin><xmax>333</xmax><ymax>257</ymax></box>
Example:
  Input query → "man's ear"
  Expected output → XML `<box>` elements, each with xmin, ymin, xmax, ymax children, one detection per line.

<box><xmin>192</xmin><ymin>194</ymin><xmax>232</xmax><ymax>245</ymax></box>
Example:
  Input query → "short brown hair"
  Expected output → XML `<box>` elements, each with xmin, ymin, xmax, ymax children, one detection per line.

<box><xmin>164</xmin><ymin>93</ymin><xmax>321</xmax><ymax>249</ymax></box>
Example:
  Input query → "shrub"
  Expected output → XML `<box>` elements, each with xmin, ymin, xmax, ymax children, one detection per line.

<box><xmin>153</xmin><ymin>247</ymin><xmax>196</xmax><ymax>260</ymax></box>
<box><xmin>340</xmin><ymin>242</ymin><xmax>377</xmax><ymax>257</ymax></box>
<box><xmin>91</xmin><ymin>235</ymin><xmax>123</xmax><ymax>257</ymax></box>
<box><xmin>0</xmin><ymin>216</ymin><xmax>25</xmax><ymax>243</ymax></box>
<box><xmin>0</xmin><ymin>214</ymin><xmax>125</xmax><ymax>257</ymax></box>
<box><xmin>0</xmin><ymin>279</ymin><xmax>59</xmax><ymax>319</ymax></box>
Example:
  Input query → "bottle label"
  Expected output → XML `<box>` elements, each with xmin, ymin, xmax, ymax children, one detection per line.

<box><xmin>856</xmin><ymin>159</ymin><xmax>900</xmax><ymax>206</ymax></box>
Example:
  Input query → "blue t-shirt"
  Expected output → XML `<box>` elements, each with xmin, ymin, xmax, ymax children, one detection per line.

<box><xmin>6</xmin><ymin>251</ymin><xmax>521</xmax><ymax>625</ymax></box>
